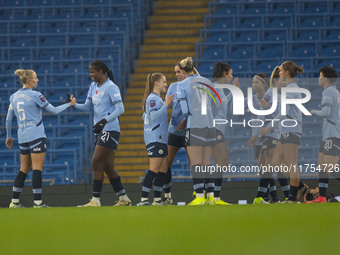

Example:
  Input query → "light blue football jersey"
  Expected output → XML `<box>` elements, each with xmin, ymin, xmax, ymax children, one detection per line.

<box><xmin>144</xmin><ymin>92</ymin><xmax>168</xmax><ymax>145</ymax></box>
<box><xmin>281</xmin><ymin>82</ymin><xmax>302</xmax><ymax>135</ymax></box>
<box><xmin>9</xmin><ymin>88</ymin><xmax>49</xmax><ymax>143</ymax></box>
<box><xmin>167</xmin><ymin>82</ymin><xmax>185</xmax><ymax>136</ymax></box>
<box><xmin>320</xmin><ymin>85</ymin><xmax>340</xmax><ymax>140</ymax></box>
<box><xmin>87</xmin><ymin>79</ymin><xmax>122</xmax><ymax>133</ymax></box>
<box><xmin>259</xmin><ymin>87</ymin><xmax>281</xmax><ymax>140</ymax></box>
<box><xmin>178</xmin><ymin>75</ymin><xmax>219</xmax><ymax>129</ymax></box>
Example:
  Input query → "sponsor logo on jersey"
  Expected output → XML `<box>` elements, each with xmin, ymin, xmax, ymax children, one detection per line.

<box><xmin>150</xmin><ymin>100</ymin><xmax>156</xmax><ymax>108</ymax></box>
<box><xmin>114</xmin><ymin>94</ymin><xmax>120</xmax><ymax>97</ymax></box>
<box><xmin>39</xmin><ymin>95</ymin><xmax>46</xmax><ymax>102</ymax></box>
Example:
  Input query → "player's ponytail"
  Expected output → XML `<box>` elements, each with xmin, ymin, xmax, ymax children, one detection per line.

<box><xmin>212</xmin><ymin>62</ymin><xmax>231</xmax><ymax>80</ymax></box>
<box><xmin>270</xmin><ymin>66</ymin><xmax>280</xmax><ymax>88</ymax></box>
<box><xmin>281</xmin><ymin>60</ymin><xmax>304</xmax><ymax>78</ymax></box>
<box><xmin>15</xmin><ymin>69</ymin><xmax>35</xmax><ymax>85</ymax></box>
<box><xmin>142</xmin><ymin>73</ymin><xmax>164</xmax><ymax>112</ymax></box>
<box><xmin>90</xmin><ymin>60</ymin><xmax>115</xmax><ymax>83</ymax></box>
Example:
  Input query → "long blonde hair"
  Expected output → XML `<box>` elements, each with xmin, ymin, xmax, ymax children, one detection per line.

<box><xmin>14</xmin><ymin>69</ymin><xmax>35</xmax><ymax>85</ymax></box>
<box><xmin>270</xmin><ymin>66</ymin><xmax>280</xmax><ymax>87</ymax></box>
<box><xmin>142</xmin><ymin>73</ymin><xmax>165</xmax><ymax>112</ymax></box>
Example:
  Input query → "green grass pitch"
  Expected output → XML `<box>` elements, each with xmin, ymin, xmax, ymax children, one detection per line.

<box><xmin>0</xmin><ymin>203</ymin><xmax>339</xmax><ymax>255</ymax></box>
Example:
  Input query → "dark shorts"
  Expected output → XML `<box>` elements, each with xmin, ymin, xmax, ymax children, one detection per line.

<box><xmin>260</xmin><ymin>136</ymin><xmax>278</xmax><ymax>153</ymax></box>
<box><xmin>168</xmin><ymin>133</ymin><xmax>186</xmax><ymax>148</ymax></box>
<box><xmin>255</xmin><ymin>145</ymin><xmax>261</xmax><ymax>160</ymax></box>
<box><xmin>95</xmin><ymin>131</ymin><xmax>120</xmax><ymax>150</ymax></box>
<box><xmin>19</xmin><ymin>137</ymin><xmax>47</xmax><ymax>155</ymax></box>
<box><xmin>146</xmin><ymin>142</ymin><xmax>168</xmax><ymax>158</ymax></box>
<box><xmin>185</xmin><ymin>128</ymin><xmax>217</xmax><ymax>147</ymax></box>
<box><xmin>279</xmin><ymin>132</ymin><xmax>301</xmax><ymax>145</ymax></box>
<box><xmin>216</xmin><ymin>129</ymin><xmax>226</xmax><ymax>143</ymax></box>
<box><xmin>319</xmin><ymin>137</ymin><xmax>340</xmax><ymax>156</ymax></box>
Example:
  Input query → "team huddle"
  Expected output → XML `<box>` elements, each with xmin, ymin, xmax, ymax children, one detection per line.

<box><xmin>5</xmin><ymin>57</ymin><xmax>340</xmax><ymax>207</ymax></box>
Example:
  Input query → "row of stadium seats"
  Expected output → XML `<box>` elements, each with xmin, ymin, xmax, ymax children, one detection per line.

<box><xmin>205</xmin><ymin>13</ymin><xmax>340</xmax><ymax>30</ymax></box>
<box><xmin>201</xmin><ymin>27</ymin><xmax>340</xmax><ymax>43</ymax></box>
<box><xmin>210</xmin><ymin>0</ymin><xmax>340</xmax><ymax>15</ymax></box>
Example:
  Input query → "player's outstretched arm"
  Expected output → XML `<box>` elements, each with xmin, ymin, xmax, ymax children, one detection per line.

<box><xmin>5</xmin><ymin>105</ymin><xmax>14</xmax><ymax>150</ymax></box>
<box><xmin>45</xmin><ymin>95</ymin><xmax>75</xmax><ymax>114</ymax></box>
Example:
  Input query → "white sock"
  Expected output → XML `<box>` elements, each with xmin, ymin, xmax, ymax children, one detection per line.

<box><xmin>207</xmin><ymin>192</ymin><xmax>214</xmax><ymax>198</ymax></box>
<box><xmin>12</xmin><ymin>199</ymin><xmax>19</xmax><ymax>203</ymax></box>
<box><xmin>34</xmin><ymin>200</ymin><xmax>42</xmax><ymax>205</ymax></box>
<box><xmin>92</xmin><ymin>197</ymin><xmax>100</xmax><ymax>204</ymax></box>
<box><xmin>154</xmin><ymin>198</ymin><xmax>161</xmax><ymax>202</ymax></box>
<box><xmin>165</xmin><ymin>193</ymin><xmax>171</xmax><ymax>199</ymax></box>
<box><xmin>214</xmin><ymin>197</ymin><xmax>220</xmax><ymax>201</ymax></box>
<box><xmin>119</xmin><ymin>194</ymin><xmax>129</xmax><ymax>201</ymax></box>
<box><xmin>141</xmin><ymin>197</ymin><xmax>148</xmax><ymax>202</ymax></box>
<box><xmin>196</xmin><ymin>193</ymin><xmax>204</xmax><ymax>198</ymax></box>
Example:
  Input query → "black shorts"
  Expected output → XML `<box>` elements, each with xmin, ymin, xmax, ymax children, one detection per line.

<box><xmin>255</xmin><ymin>145</ymin><xmax>261</xmax><ymax>160</ymax></box>
<box><xmin>19</xmin><ymin>137</ymin><xmax>47</xmax><ymax>155</ymax></box>
<box><xmin>95</xmin><ymin>131</ymin><xmax>120</xmax><ymax>150</ymax></box>
<box><xmin>319</xmin><ymin>137</ymin><xmax>340</xmax><ymax>156</ymax></box>
<box><xmin>216</xmin><ymin>129</ymin><xmax>226</xmax><ymax>143</ymax></box>
<box><xmin>168</xmin><ymin>134</ymin><xmax>186</xmax><ymax>148</ymax></box>
<box><xmin>279</xmin><ymin>132</ymin><xmax>301</xmax><ymax>145</ymax></box>
<box><xmin>260</xmin><ymin>136</ymin><xmax>278</xmax><ymax>153</ymax></box>
<box><xmin>185</xmin><ymin>128</ymin><xmax>217</xmax><ymax>147</ymax></box>
<box><xmin>146</xmin><ymin>142</ymin><xmax>168</xmax><ymax>158</ymax></box>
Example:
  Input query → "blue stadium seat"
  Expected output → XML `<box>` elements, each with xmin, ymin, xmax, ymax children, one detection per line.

<box><xmin>266</xmin><ymin>15</ymin><xmax>293</xmax><ymax>28</ymax></box>
<box><xmin>262</xmin><ymin>29</ymin><xmax>287</xmax><ymax>42</ymax></box>
<box><xmin>229</xmin><ymin>44</ymin><xmax>254</xmax><ymax>59</ymax></box>
<box><xmin>233</xmin><ymin>30</ymin><xmax>258</xmax><ymax>42</ymax></box>
<box><xmin>257</xmin><ymin>42</ymin><xmax>284</xmax><ymax>58</ymax></box>
<box><xmin>272</xmin><ymin>2</ymin><xmax>295</xmax><ymax>14</ymax></box>
<box><xmin>299</xmin><ymin>15</ymin><xmax>325</xmax><ymax>28</ymax></box>
<box><xmin>329</xmin><ymin>14</ymin><xmax>340</xmax><ymax>27</ymax></box>
<box><xmin>238</xmin><ymin>16</ymin><xmax>263</xmax><ymax>29</ymax></box>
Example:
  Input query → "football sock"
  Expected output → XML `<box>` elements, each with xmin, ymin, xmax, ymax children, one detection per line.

<box><xmin>12</xmin><ymin>171</ymin><xmax>27</xmax><ymax>202</ymax></box>
<box><xmin>288</xmin><ymin>185</ymin><xmax>299</xmax><ymax>201</ymax></box>
<box><xmin>191</xmin><ymin>164</ymin><xmax>204</xmax><ymax>195</ymax></box>
<box><xmin>269</xmin><ymin>178</ymin><xmax>278</xmax><ymax>202</ymax></box>
<box><xmin>278</xmin><ymin>174</ymin><xmax>290</xmax><ymax>199</ymax></box>
<box><xmin>205</xmin><ymin>178</ymin><xmax>214</xmax><ymax>198</ymax></box>
<box><xmin>214</xmin><ymin>177</ymin><xmax>223</xmax><ymax>198</ymax></box>
<box><xmin>141</xmin><ymin>170</ymin><xmax>156</xmax><ymax>200</ymax></box>
<box><xmin>93</xmin><ymin>179</ymin><xmax>103</xmax><ymax>200</ymax></box>
<box><xmin>154</xmin><ymin>172</ymin><xmax>166</xmax><ymax>200</ymax></box>
<box><xmin>109</xmin><ymin>176</ymin><xmax>126</xmax><ymax>197</ymax></box>
<box><xmin>32</xmin><ymin>170</ymin><xmax>42</xmax><ymax>204</ymax></box>
<box><xmin>163</xmin><ymin>168</ymin><xmax>172</xmax><ymax>193</ymax></box>
<box><xmin>256</xmin><ymin>177</ymin><xmax>270</xmax><ymax>198</ymax></box>
<box><xmin>318</xmin><ymin>172</ymin><xmax>329</xmax><ymax>197</ymax></box>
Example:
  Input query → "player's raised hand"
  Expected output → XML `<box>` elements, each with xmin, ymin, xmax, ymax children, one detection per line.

<box><xmin>165</xmin><ymin>94</ymin><xmax>174</xmax><ymax>106</ymax></box>
<box><xmin>232</xmin><ymin>77</ymin><xmax>240</xmax><ymax>88</ymax></box>
<box><xmin>69</xmin><ymin>94</ymin><xmax>76</xmax><ymax>107</ymax></box>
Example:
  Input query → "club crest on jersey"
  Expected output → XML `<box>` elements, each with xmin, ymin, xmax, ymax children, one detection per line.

<box><xmin>100</xmin><ymin>91</ymin><xmax>104</xmax><ymax>96</ymax></box>
<box><xmin>39</xmin><ymin>95</ymin><xmax>46</xmax><ymax>102</ymax></box>
<box><xmin>150</xmin><ymin>100</ymin><xmax>156</xmax><ymax>107</ymax></box>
